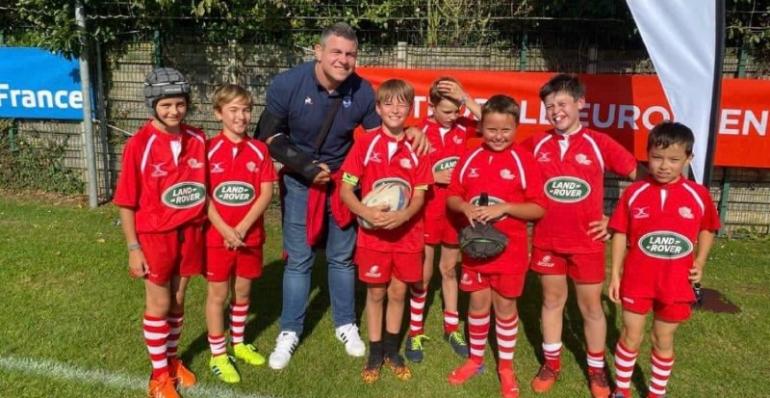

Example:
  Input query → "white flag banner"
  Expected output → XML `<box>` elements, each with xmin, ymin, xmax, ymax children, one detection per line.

<box><xmin>627</xmin><ymin>0</ymin><xmax>723</xmax><ymax>184</ymax></box>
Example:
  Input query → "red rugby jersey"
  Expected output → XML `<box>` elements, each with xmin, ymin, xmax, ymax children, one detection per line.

<box><xmin>206</xmin><ymin>133</ymin><xmax>277</xmax><ymax>247</ymax></box>
<box><xmin>522</xmin><ymin>127</ymin><xmax>636</xmax><ymax>253</ymax></box>
<box><xmin>421</xmin><ymin>117</ymin><xmax>476</xmax><ymax>220</ymax></box>
<box><xmin>609</xmin><ymin>177</ymin><xmax>720</xmax><ymax>302</ymax></box>
<box><xmin>114</xmin><ymin>121</ymin><xmax>207</xmax><ymax>233</ymax></box>
<box><xmin>340</xmin><ymin>128</ymin><xmax>433</xmax><ymax>253</ymax></box>
<box><xmin>448</xmin><ymin>144</ymin><xmax>547</xmax><ymax>274</ymax></box>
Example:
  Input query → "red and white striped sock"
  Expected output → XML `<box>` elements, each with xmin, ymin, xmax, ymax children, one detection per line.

<box><xmin>143</xmin><ymin>314</ymin><xmax>170</xmax><ymax>379</ymax></box>
<box><xmin>166</xmin><ymin>312</ymin><xmax>184</xmax><ymax>359</ymax></box>
<box><xmin>587</xmin><ymin>349</ymin><xmax>606</xmax><ymax>373</ymax></box>
<box><xmin>468</xmin><ymin>312</ymin><xmax>490</xmax><ymax>364</ymax></box>
<box><xmin>495</xmin><ymin>314</ymin><xmax>518</xmax><ymax>370</ymax></box>
<box><xmin>409</xmin><ymin>287</ymin><xmax>427</xmax><ymax>336</ymax></box>
<box><xmin>208</xmin><ymin>334</ymin><xmax>227</xmax><ymax>357</ymax></box>
<box><xmin>444</xmin><ymin>310</ymin><xmax>460</xmax><ymax>334</ymax></box>
<box><xmin>613</xmin><ymin>341</ymin><xmax>638</xmax><ymax>397</ymax></box>
<box><xmin>648</xmin><ymin>351</ymin><xmax>674</xmax><ymax>398</ymax></box>
<box><xmin>230</xmin><ymin>301</ymin><xmax>249</xmax><ymax>345</ymax></box>
<box><xmin>542</xmin><ymin>342</ymin><xmax>562</xmax><ymax>371</ymax></box>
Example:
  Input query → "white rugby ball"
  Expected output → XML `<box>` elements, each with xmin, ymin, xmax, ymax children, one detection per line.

<box><xmin>358</xmin><ymin>182</ymin><xmax>410</xmax><ymax>229</ymax></box>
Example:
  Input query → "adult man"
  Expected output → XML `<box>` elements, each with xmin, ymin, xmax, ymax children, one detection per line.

<box><xmin>257</xmin><ymin>22</ymin><xmax>426</xmax><ymax>370</ymax></box>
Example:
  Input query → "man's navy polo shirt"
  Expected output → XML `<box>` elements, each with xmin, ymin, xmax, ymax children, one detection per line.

<box><xmin>265</xmin><ymin>61</ymin><xmax>381</xmax><ymax>171</ymax></box>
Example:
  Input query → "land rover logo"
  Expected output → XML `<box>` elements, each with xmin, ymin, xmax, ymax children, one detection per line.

<box><xmin>544</xmin><ymin>177</ymin><xmax>591</xmax><ymax>203</ymax></box>
<box><xmin>433</xmin><ymin>156</ymin><xmax>459</xmax><ymax>173</ymax></box>
<box><xmin>213</xmin><ymin>181</ymin><xmax>255</xmax><ymax>206</ymax></box>
<box><xmin>638</xmin><ymin>231</ymin><xmax>693</xmax><ymax>260</ymax></box>
<box><xmin>162</xmin><ymin>182</ymin><xmax>205</xmax><ymax>209</ymax></box>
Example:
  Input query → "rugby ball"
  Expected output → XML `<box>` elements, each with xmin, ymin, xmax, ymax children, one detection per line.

<box><xmin>358</xmin><ymin>182</ymin><xmax>410</xmax><ymax>229</ymax></box>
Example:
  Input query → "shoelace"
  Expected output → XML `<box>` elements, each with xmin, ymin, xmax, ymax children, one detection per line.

<box><xmin>276</xmin><ymin>334</ymin><xmax>297</xmax><ymax>352</ymax></box>
<box><xmin>409</xmin><ymin>335</ymin><xmax>429</xmax><ymax>350</ymax></box>
<box><xmin>448</xmin><ymin>331</ymin><xmax>467</xmax><ymax>345</ymax></box>
<box><xmin>339</xmin><ymin>325</ymin><xmax>361</xmax><ymax>342</ymax></box>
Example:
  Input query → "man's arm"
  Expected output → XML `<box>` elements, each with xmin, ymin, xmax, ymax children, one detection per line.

<box><xmin>256</xmin><ymin>110</ymin><xmax>323</xmax><ymax>183</ymax></box>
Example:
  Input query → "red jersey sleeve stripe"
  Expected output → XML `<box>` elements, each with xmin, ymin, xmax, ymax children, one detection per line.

<box><xmin>208</xmin><ymin>139</ymin><xmax>223</xmax><ymax>160</ymax></box>
<box><xmin>140</xmin><ymin>134</ymin><xmax>157</xmax><ymax>174</ymax></box>
<box><xmin>510</xmin><ymin>149</ymin><xmax>527</xmax><ymax>190</ymax></box>
<box><xmin>627</xmin><ymin>182</ymin><xmax>651</xmax><ymax>207</ymax></box>
<box><xmin>363</xmin><ymin>134</ymin><xmax>381</xmax><ymax>166</ymax></box>
<box><xmin>404</xmin><ymin>142</ymin><xmax>419</xmax><ymax>166</ymax></box>
<box><xmin>582</xmin><ymin>134</ymin><xmax>605</xmax><ymax>171</ymax></box>
<box><xmin>681</xmin><ymin>181</ymin><xmax>706</xmax><ymax>215</ymax></box>
<box><xmin>532</xmin><ymin>135</ymin><xmax>552</xmax><ymax>157</ymax></box>
<box><xmin>184</xmin><ymin>128</ymin><xmax>205</xmax><ymax>144</ymax></box>
<box><xmin>459</xmin><ymin>147</ymin><xmax>484</xmax><ymax>184</ymax></box>
<box><xmin>246</xmin><ymin>141</ymin><xmax>265</xmax><ymax>161</ymax></box>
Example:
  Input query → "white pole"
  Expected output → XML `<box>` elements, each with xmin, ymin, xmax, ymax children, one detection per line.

<box><xmin>75</xmin><ymin>0</ymin><xmax>99</xmax><ymax>208</ymax></box>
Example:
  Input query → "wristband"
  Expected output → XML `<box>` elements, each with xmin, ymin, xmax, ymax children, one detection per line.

<box><xmin>127</xmin><ymin>242</ymin><xmax>141</xmax><ymax>251</ymax></box>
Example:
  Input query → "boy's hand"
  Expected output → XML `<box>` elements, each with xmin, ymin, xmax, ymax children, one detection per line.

<box><xmin>473</xmin><ymin>203</ymin><xmax>507</xmax><ymax>224</ymax></box>
<box><xmin>361</xmin><ymin>204</ymin><xmax>389</xmax><ymax>229</ymax></box>
<box><xmin>379</xmin><ymin>209</ymin><xmax>411</xmax><ymax>230</ymax></box>
<box><xmin>437</xmin><ymin>80</ymin><xmax>466</xmax><ymax>102</ymax></box>
<box><xmin>405</xmin><ymin>126</ymin><xmax>432</xmax><ymax>155</ymax></box>
<box><xmin>221</xmin><ymin>226</ymin><xmax>245</xmax><ymax>249</ymax></box>
<box><xmin>433</xmin><ymin>168</ymin><xmax>453</xmax><ymax>185</ymax></box>
<box><xmin>588</xmin><ymin>215</ymin><xmax>611</xmax><ymax>241</ymax></box>
<box><xmin>128</xmin><ymin>250</ymin><xmax>148</xmax><ymax>279</ymax></box>
<box><xmin>460</xmin><ymin>203</ymin><xmax>480</xmax><ymax>227</ymax></box>
<box><xmin>689</xmin><ymin>262</ymin><xmax>704</xmax><ymax>283</ymax></box>
<box><xmin>608</xmin><ymin>276</ymin><xmax>621</xmax><ymax>303</ymax></box>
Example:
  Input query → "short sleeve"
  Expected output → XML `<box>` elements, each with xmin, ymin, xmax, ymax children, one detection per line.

<box><xmin>599</xmin><ymin>134</ymin><xmax>637</xmax><ymax>178</ymax></box>
<box><xmin>447</xmin><ymin>154</ymin><xmax>467</xmax><ymax>198</ymax></box>
<box><xmin>518</xmin><ymin>149</ymin><xmax>548</xmax><ymax>209</ymax></box>
<box><xmin>258</xmin><ymin>142</ymin><xmax>278</xmax><ymax>183</ymax></box>
<box><xmin>360</xmin><ymin>83</ymin><xmax>381</xmax><ymax>131</ymax></box>
<box><xmin>340</xmin><ymin>137</ymin><xmax>367</xmax><ymax>182</ymax></box>
<box><xmin>265</xmin><ymin>75</ymin><xmax>291</xmax><ymax>119</ymax></box>
<box><xmin>113</xmin><ymin>138</ymin><xmax>141</xmax><ymax>208</ymax></box>
<box><xmin>608</xmin><ymin>188</ymin><xmax>631</xmax><ymax>234</ymax></box>
<box><xmin>414</xmin><ymin>153</ymin><xmax>434</xmax><ymax>187</ymax></box>
<box><xmin>699</xmin><ymin>187</ymin><xmax>721</xmax><ymax>232</ymax></box>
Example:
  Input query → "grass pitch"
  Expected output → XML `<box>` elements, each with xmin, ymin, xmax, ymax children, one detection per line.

<box><xmin>0</xmin><ymin>193</ymin><xmax>768</xmax><ymax>397</ymax></box>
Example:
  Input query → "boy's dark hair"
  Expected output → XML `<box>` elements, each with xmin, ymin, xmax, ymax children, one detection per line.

<box><xmin>481</xmin><ymin>95</ymin><xmax>520</xmax><ymax>126</ymax></box>
<box><xmin>321</xmin><ymin>22</ymin><xmax>358</xmax><ymax>47</ymax></box>
<box><xmin>429</xmin><ymin>76</ymin><xmax>461</xmax><ymax>107</ymax></box>
<box><xmin>647</xmin><ymin>121</ymin><xmax>695</xmax><ymax>156</ymax></box>
<box><xmin>539</xmin><ymin>73</ymin><xmax>585</xmax><ymax>101</ymax></box>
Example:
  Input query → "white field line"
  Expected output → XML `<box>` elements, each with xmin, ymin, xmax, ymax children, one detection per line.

<box><xmin>0</xmin><ymin>355</ymin><xmax>275</xmax><ymax>398</ymax></box>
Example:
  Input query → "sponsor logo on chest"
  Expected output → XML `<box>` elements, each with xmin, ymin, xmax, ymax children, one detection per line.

<box><xmin>162</xmin><ymin>182</ymin><xmax>206</xmax><ymax>209</ymax></box>
<box><xmin>638</xmin><ymin>231</ymin><xmax>693</xmax><ymax>260</ymax></box>
<box><xmin>213</xmin><ymin>181</ymin><xmax>256</xmax><ymax>206</ymax></box>
<box><xmin>544</xmin><ymin>176</ymin><xmax>591</xmax><ymax>203</ymax></box>
<box><xmin>433</xmin><ymin>156</ymin><xmax>459</xmax><ymax>173</ymax></box>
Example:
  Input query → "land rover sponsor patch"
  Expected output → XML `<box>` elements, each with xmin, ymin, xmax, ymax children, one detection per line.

<box><xmin>213</xmin><ymin>181</ymin><xmax>255</xmax><ymax>206</ymax></box>
<box><xmin>162</xmin><ymin>182</ymin><xmax>205</xmax><ymax>209</ymax></box>
<box><xmin>638</xmin><ymin>231</ymin><xmax>693</xmax><ymax>260</ymax></box>
<box><xmin>433</xmin><ymin>156</ymin><xmax>459</xmax><ymax>173</ymax></box>
<box><xmin>544</xmin><ymin>176</ymin><xmax>591</xmax><ymax>203</ymax></box>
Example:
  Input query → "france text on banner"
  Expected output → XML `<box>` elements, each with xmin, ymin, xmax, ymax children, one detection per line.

<box><xmin>0</xmin><ymin>47</ymin><xmax>83</xmax><ymax>121</ymax></box>
<box><xmin>357</xmin><ymin>68</ymin><xmax>770</xmax><ymax>169</ymax></box>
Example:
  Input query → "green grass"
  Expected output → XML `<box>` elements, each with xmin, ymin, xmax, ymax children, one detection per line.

<box><xmin>0</xmin><ymin>193</ymin><xmax>768</xmax><ymax>397</ymax></box>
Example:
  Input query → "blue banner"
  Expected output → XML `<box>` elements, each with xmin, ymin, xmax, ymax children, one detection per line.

<box><xmin>0</xmin><ymin>47</ymin><xmax>84</xmax><ymax>120</ymax></box>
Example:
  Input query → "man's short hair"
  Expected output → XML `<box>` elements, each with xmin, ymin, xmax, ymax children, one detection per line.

<box><xmin>481</xmin><ymin>95</ymin><xmax>520</xmax><ymax>126</ymax></box>
<box><xmin>428</xmin><ymin>76</ymin><xmax>461</xmax><ymax>107</ymax></box>
<box><xmin>320</xmin><ymin>22</ymin><xmax>358</xmax><ymax>47</ymax></box>
<box><xmin>377</xmin><ymin>79</ymin><xmax>414</xmax><ymax>106</ymax></box>
<box><xmin>647</xmin><ymin>121</ymin><xmax>695</xmax><ymax>156</ymax></box>
<box><xmin>539</xmin><ymin>73</ymin><xmax>585</xmax><ymax>101</ymax></box>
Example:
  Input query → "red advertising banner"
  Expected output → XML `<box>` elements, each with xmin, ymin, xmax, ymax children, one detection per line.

<box><xmin>358</xmin><ymin>67</ymin><xmax>770</xmax><ymax>169</ymax></box>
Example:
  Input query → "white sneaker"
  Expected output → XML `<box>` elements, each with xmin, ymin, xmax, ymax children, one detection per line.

<box><xmin>335</xmin><ymin>323</ymin><xmax>366</xmax><ymax>357</ymax></box>
<box><xmin>268</xmin><ymin>331</ymin><xmax>299</xmax><ymax>370</ymax></box>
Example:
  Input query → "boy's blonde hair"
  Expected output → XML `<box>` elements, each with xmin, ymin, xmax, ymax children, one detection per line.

<box><xmin>481</xmin><ymin>95</ymin><xmax>520</xmax><ymax>126</ymax></box>
<box><xmin>212</xmin><ymin>84</ymin><xmax>253</xmax><ymax>111</ymax></box>
<box><xmin>376</xmin><ymin>79</ymin><xmax>414</xmax><ymax>105</ymax></box>
<box><xmin>429</xmin><ymin>76</ymin><xmax>461</xmax><ymax>107</ymax></box>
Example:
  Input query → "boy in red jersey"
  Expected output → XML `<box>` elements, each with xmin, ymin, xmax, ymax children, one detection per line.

<box><xmin>114</xmin><ymin>68</ymin><xmax>205</xmax><ymax>398</ymax></box>
<box><xmin>523</xmin><ymin>74</ymin><xmax>637</xmax><ymax>398</ymax></box>
<box><xmin>445</xmin><ymin>95</ymin><xmax>547</xmax><ymax>398</ymax></box>
<box><xmin>340</xmin><ymin>79</ymin><xmax>433</xmax><ymax>383</ymax></box>
<box><xmin>204</xmin><ymin>84</ymin><xmax>277</xmax><ymax>383</ymax></box>
<box><xmin>406</xmin><ymin>77</ymin><xmax>481</xmax><ymax>363</ymax></box>
<box><xmin>608</xmin><ymin>121</ymin><xmax>719</xmax><ymax>398</ymax></box>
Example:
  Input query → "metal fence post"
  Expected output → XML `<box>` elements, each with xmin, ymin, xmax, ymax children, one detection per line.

<box><xmin>518</xmin><ymin>32</ymin><xmax>528</xmax><ymax>71</ymax></box>
<box><xmin>718</xmin><ymin>168</ymin><xmax>730</xmax><ymax>237</ymax></box>
<box><xmin>587</xmin><ymin>45</ymin><xmax>598</xmax><ymax>74</ymax></box>
<box><xmin>75</xmin><ymin>0</ymin><xmax>99</xmax><ymax>208</ymax></box>
<box><xmin>397</xmin><ymin>41</ymin><xmax>407</xmax><ymax>68</ymax></box>
<box><xmin>153</xmin><ymin>29</ymin><xmax>162</xmax><ymax>67</ymax></box>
